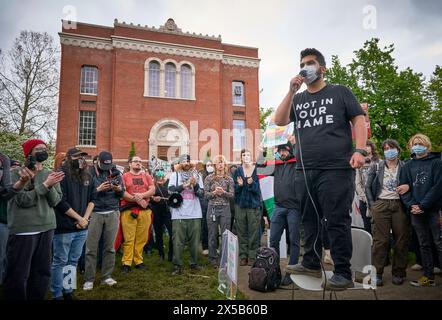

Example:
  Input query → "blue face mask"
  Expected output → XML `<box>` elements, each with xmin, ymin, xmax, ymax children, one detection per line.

<box><xmin>411</xmin><ymin>145</ymin><xmax>427</xmax><ymax>155</ymax></box>
<box><xmin>274</xmin><ymin>152</ymin><xmax>281</xmax><ymax>160</ymax></box>
<box><xmin>384</xmin><ymin>148</ymin><xmax>398</xmax><ymax>160</ymax></box>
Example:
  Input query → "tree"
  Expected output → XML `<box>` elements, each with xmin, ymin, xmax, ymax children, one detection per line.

<box><xmin>129</xmin><ymin>141</ymin><xmax>136</xmax><ymax>159</ymax></box>
<box><xmin>423</xmin><ymin>65</ymin><xmax>442</xmax><ymax>151</ymax></box>
<box><xmin>0</xmin><ymin>31</ymin><xmax>59</xmax><ymax>141</ymax></box>
<box><xmin>259</xmin><ymin>106</ymin><xmax>274</xmax><ymax>132</ymax></box>
<box><xmin>326</xmin><ymin>38</ymin><xmax>429</xmax><ymax>153</ymax></box>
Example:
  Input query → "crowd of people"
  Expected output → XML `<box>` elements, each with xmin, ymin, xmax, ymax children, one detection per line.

<box><xmin>0</xmin><ymin>48</ymin><xmax>441</xmax><ymax>300</ymax></box>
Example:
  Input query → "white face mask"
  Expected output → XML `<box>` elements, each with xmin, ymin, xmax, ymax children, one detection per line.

<box><xmin>301</xmin><ymin>64</ymin><xmax>321</xmax><ymax>85</ymax></box>
<box><xmin>206</xmin><ymin>166</ymin><xmax>214</xmax><ymax>173</ymax></box>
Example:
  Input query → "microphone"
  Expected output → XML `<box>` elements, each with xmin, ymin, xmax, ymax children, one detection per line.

<box><xmin>292</xmin><ymin>70</ymin><xmax>307</xmax><ymax>93</ymax></box>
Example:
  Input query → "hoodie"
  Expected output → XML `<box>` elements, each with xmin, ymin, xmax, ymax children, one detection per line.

<box><xmin>399</xmin><ymin>152</ymin><xmax>442</xmax><ymax>212</ymax></box>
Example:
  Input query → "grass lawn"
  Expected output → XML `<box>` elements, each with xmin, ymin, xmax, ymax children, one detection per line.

<box><xmin>74</xmin><ymin>243</ymin><xmax>247</xmax><ymax>300</ymax></box>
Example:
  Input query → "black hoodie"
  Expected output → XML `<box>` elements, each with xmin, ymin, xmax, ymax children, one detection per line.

<box><xmin>399</xmin><ymin>152</ymin><xmax>442</xmax><ymax>212</ymax></box>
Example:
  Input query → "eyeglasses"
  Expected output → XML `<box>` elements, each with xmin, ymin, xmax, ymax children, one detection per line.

<box><xmin>131</xmin><ymin>160</ymin><xmax>142</xmax><ymax>163</ymax></box>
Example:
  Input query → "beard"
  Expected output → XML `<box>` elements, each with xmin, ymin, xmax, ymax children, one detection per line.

<box><xmin>132</xmin><ymin>167</ymin><xmax>141</xmax><ymax>173</ymax></box>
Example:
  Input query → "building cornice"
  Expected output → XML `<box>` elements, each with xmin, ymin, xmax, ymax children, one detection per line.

<box><xmin>114</xmin><ymin>18</ymin><xmax>222</xmax><ymax>42</ymax></box>
<box><xmin>59</xmin><ymin>33</ymin><xmax>260</xmax><ymax>68</ymax></box>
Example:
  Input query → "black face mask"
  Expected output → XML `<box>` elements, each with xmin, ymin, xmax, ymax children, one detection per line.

<box><xmin>35</xmin><ymin>151</ymin><xmax>48</xmax><ymax>163</ymax></box>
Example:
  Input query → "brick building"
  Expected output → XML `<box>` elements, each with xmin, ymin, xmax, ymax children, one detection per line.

<box><xmin>56</xmin><ymin>18</ymin><xmax>260</xmax><ymax>164</ymax></box>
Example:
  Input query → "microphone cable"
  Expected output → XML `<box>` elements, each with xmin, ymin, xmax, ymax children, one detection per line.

<box><xmin>290</xmin><ymin>88</ymin><xmax>328</xmax><ymax>299</ymax></box>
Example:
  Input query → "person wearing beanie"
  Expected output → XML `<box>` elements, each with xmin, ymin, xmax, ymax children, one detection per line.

<box><xmin>4</xmin><ymin>139</ymin><xmax>64</xmax><ymax>300</ymax></box>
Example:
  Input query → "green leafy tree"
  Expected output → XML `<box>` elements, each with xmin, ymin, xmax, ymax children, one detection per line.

<box><xmin>259</xmin><ymin>106</ymin><xmax>274</xmax><ymax>132</ymax></box>
<box><xmin>128</xmin><ymin>141</ymin><xmax>136</xmax><ymax>159</ymax></box>
<box><xmin>423</xmin><ymin>65</ymin><xmax>442</xmax><ymax>151</ymax></box>
<box><xmin>326</xmin><ymin>38</ymin><xmax>429</xmax><ymax>154</ymax></box>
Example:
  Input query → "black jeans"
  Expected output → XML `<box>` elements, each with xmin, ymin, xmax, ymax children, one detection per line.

<box><xmin>295</xmin><ymin>169</ymin><xmax>354</xmax><ymax>280</ymax></box>
<box><xmin>152</xmin><ymin>206</ymin><xmax>173</xmax><ymax>260</ymax></box>
<box><xmin>3</xmin><ymin>230</ymin><xmax>54</xmax><ymax>300</ymax></box>
<box><xmin>359</xmin><ymin>200</ymin><xmax>372</xmax><ymax>234</ymax></box>
<box><xmin>411</xmin><ymin>211</ymin><xmax>442</xmax><ymax>278</ymax></box>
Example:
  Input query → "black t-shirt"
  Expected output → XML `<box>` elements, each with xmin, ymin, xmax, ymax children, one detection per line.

<box><xmin>289</xmin><ymin>84</ymin><xmax>364</xmax><ymax>169</ymax></box>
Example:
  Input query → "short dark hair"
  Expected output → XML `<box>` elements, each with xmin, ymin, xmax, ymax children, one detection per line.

<box><xmin>381</xmin><ymin>139</ymin><xmax>401</xmax><ymax>154</ymax></box>
<box><xmin>300</xmin><ymin>48</ymin><xmax>326</xmax><ymax>67</ymax></box>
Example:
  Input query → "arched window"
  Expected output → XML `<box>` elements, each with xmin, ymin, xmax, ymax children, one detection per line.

<box><xmin>148</xmin><ymin>61</ymin><xmax>160</xmax><ymax>96</ymax></box>
<box><xmin>164</xmin><ymin>63</ymin><xmax>176</xmax><ymax>98</ymax></box>
<box><xmin>180</xmin><ymin>64</ymin><xmax>192</xmax><ymax>99</ymax></box>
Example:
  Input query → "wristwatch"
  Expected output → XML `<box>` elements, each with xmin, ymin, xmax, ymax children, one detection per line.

<box><xmin>354</xmin><ymin>148</ymin><xmax>368</xmax><ymax>156</ymax></box>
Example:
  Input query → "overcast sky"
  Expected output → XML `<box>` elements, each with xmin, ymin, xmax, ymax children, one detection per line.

<box><xmin>1</xmin><ymin>0</ymin><xmax>441</xmax><ymax>109</ymax></box>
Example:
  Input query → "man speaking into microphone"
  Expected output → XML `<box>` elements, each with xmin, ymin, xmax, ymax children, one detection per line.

<box><xmin>274</xmin><ymin>48</ymin><xmax>367</xmax><ymax>290</ymax></box>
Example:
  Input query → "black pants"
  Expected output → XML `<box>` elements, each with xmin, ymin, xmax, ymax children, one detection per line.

<box><xmin>359</xmin><ymin>200</ymin><xmax>372</xmax><ymax>234</ymax></box>
<box><xmin>3</xmin><ymin>230</ymin><xmax>54</xmax><ymax>300</ymax></box>
<box><xmin>295</xmin><ymin>169</ymin><xmax>354</xmax><ymax>280</ymax></box>
<box><xmin>152</xmin><ymin>206</ymin><xmax>173</xmax><ymax>260</ymax></box>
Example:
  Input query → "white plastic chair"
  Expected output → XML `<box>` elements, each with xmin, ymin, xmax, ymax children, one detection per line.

<box><xmin>290</xmin><ymin>228</ymin><xmax>378</xmax><ymax>300</ymax></box>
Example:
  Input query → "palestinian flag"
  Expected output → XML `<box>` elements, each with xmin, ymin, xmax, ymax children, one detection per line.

<box><xmin>257</xmin><ymin>158</ymin><xmax>296</xmax><ymax>220</ymax></box>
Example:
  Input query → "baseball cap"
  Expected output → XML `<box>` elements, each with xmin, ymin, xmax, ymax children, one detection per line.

<box><xmin>66</xmin><ymin>147</ymin><xmax>88</xmax><ymax>158</ymax></box>
<box><xmin>98</xmin><ymin>151</ymin><xmax>113</xmax><ymax>170</ymax></box>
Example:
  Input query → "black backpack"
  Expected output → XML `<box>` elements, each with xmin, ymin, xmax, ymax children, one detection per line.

<box><xmin>248</xmin><ymin>247</ymin><xmax>281</xmax><ymax>292</ymax></box>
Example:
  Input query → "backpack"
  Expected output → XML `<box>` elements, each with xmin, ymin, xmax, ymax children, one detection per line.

<box><xmin>248</xmin><ymin>247</ymin><xmax>282</xmax><ymax>292</ymax></box>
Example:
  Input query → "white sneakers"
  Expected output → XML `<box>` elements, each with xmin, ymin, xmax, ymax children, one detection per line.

<box><xmin>83</xmin><ymin>278</ymin><xmax>117</xmax><ymax>291</ymax></box>
<box><xmin>434</xmin><ymin>267</ymin><xmax>441</xmax><ymax>274</ymax></box>
<box><xmin>411</xmin><ymin>264</ymin><xmax>423</xmax><ymax>271</ymax></box>
<box><xmin>83</xmin><ymin>281</ymin><xmax>94</xmax><ymax>291</ymax></box>
<box><xmin>202</xmin><ymin>249</ymin><xmax>209</xmax><ymax>256</ymax></box>
<box><xmin>102</xmin><ymin>278</ymin><xmax>117</xmax><ymax>286</ymax></box>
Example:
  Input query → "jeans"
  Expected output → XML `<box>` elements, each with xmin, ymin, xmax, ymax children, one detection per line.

<box><xmin>51</xmin><ymin>230</ymin><xmax>88</xmax><ymax>298</ymax></box>
<box><xmin>0</xmin><ymin>223</ymin><xmax>9</xmax><ymax>285</ymax></box>
<box><xmin>411</xmin><ymin>211</ymin><xmax>442</xmax><ymax>278</ymax></box>
<box><xmin>295</xmin><ymin>169</ymin><xmax>354</xmax><ymax>280</ymax></box>
<box><xmin>270</xmin><ymin>205</ymin><xmax>301</xmax><ymax>265</ymax></box>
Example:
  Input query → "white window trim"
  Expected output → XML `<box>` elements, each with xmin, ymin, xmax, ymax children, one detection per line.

<box><xmin>144</xmin><ymin>58</ymin><xmax>196</xmax><ymax>100</ymax></box>
<box><xmin>80</xmin><ymin>66</ymin><xmax>99</xmax><ymax>95</ymax></box>
<box><xmin>78</xmin><ymin>110</ymin><xmax>97</xmax><ymax>147</ymax></box>
<box><xmin>232</xmin><ymin>81</ymin><xmax>245</xmax><ymax>106</ymax></box>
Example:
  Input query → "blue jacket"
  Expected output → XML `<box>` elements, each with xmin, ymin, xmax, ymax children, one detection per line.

<box><xmin>399</xmin><ymin>152</ymin><xmax>442</xmax><ymax>212</ymax></box>
<box><xmin>233</xmin><ymin>166</ymin><xmax>261</xmax><ymax>209</ymax></box>
<box><xmin>92</xmin><ymin>167</ymin><xmax>125</xmax><ymax>212</ymax></box>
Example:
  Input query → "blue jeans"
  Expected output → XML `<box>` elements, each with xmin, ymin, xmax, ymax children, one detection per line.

<box><xmin>51</xmin><ymin>230</ymin><xmax>88</xmax><ymax>298</ymax></box>
<box><xmin>0</xmin><ymin>223</ymin><xmax>9</xmax><ymax>284</ymax></box>
<box><xmin>270</xmin><ymin>205</ymin><xmax>301</xmax><ymax>266</ymax></box>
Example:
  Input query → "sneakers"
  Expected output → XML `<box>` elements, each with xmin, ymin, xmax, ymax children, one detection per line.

<box><xmin>121</xmin><ymin>265</ymin><xmax>131</xmax><ymax>273</ymax></box>
<box><xmin>134</xmin><ymin>263</ymin><xmax>147</xmax><ymax>270</ymax></box>
<box><xmin>323</xmin><ymin>274</ymin><xmax>355</xmax><ymax>291</ymax></box>
<box><xmin>190</xmin><ymin>264</ymin><xmax>203</xmax><ymax>271</ymax></box>
<box><xmin>63</xmin><ymin>292</ymin><xmax>74</xmax><ymax>300</ymax></box>
<box><xmin>102</xmin><ymin>278</ymin><xmax>117</xmax><ymax>286</ymax></box>
<box><xmin>83</xmin><ymin>281</ymin><xmax>94</xmax><ymax>291</ymax></box>
<box><xmin>410</xmin><ymin>276</ymin><xmax>436</xmax><ymax>287</ymax></box>
<box><xmin>286</xmin><ymin>263</ymin><xmax>322</xmax><ymax>278</ymax></box>
<box><xmin>392</xmin><ymin>275</ymin><xmax>404</xmax><ymax>285</ymax></box>
<box><xmin>202</xmin><ymin>249</ymin><xmax>209</xmax><ymax>256</ymax></box>
<box><xmin>239</xmin><ymin>259</ymin><xmax>248</xmax><ymax>266</ymax></box>
<box><xmin>434</xmin><ymin>267</ymin><xmax>441</xmax><ymax>275</ymax></box>
<box><xmin>375</xmin><ymin>275</ymin><xmax>384</xmax><ymax>287</ymax></box>
<box><xmin>172</xmin><ymin>265</ymin><xmax>183</xmax><ymax>275</ymax></box>
<box><xmin>323</xmin><ymin>249</ymin><xmax>334</xmax><ymax>265</ymax></box>
<box><xmin>411</xmin><ymin>264</ymin><xmax>423</xmax><ymax>271</ymax></box>
<box><xmin>281</xmin><ymin>273</ymin><xmax>294</xmax><ymax>286</ymax></box>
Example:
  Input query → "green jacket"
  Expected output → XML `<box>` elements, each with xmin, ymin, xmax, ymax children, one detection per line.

<box><xmin>7</xmin><ymin>168</ymin><xmax>62</xmax><ymax>234</ymax></box>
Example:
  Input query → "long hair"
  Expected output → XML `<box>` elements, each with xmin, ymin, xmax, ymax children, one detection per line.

<box><xmin>54</xmin><ymin>152</ymin><xmax>66</xmax><ymax>171</ymax></box>
<box><xmin>212</xmin><ymin>155</ymin><xmax>229</xmax><ymax>177</ymax></box>
<box><xmin>63</xmin><ymin>155</ymin><xmax>91</xmax><ymax>184</ymax></box>
<box><xmin>366</xmin><ymin>140</ymin><xmax>380</xmax><ymax>162</ymax></box>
